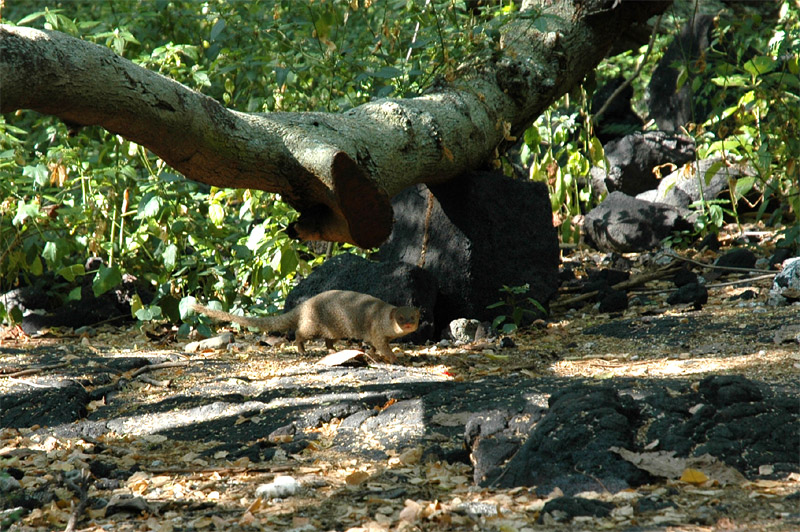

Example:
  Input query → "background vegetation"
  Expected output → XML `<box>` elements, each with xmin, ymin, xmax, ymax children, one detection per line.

<box><xmin>1</xmin><ymin>0</ymin><xmax>798</xmax><ymax>331</ymax></box>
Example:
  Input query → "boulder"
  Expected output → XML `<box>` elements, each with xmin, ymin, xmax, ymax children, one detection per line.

<box><xmin>377</xmin><ymin>171</ymin><xmax>560</xmax><ymax>327</ymax></box>
<box><xmin>768</xmin><ymin>256</ymin><xmax>800</xmax><ymax>306</ymax></box>
<box><xmin>637</xmin><ymin>158</ymin><xmax>752</xmax><ymax>208</ymax></box>
<box><xmin>647</xmin><ymin>14</ymin><xmax>715</xmax><ymax>131</ymax></box>
<box><xmin>591</xmin><ymin>76</ymin><xmax>644</xmax><ymax>144</ymax></box>
<box><xmin>583</xmin><ymin>192</ymin><xmax>693</xmax><ymax>253</ymax></box>
<box><xmin>596</xmin><ymin>131</ymin><xmax>696</xmax><ymax>196</ymax></box>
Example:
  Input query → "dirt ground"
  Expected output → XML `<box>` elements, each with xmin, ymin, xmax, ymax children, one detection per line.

<box><xmin>1</xmin><ymin>245</ymin><xmax>799</xmax><ymax>531</ymax></box>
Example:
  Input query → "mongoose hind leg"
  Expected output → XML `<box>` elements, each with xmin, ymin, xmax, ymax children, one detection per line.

<box><xmin>325</xmin><ymin>338</ymin><xmax>336</xmax><ymax>351</ymax></box>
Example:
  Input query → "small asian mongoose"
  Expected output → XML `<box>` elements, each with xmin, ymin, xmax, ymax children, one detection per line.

<box><xmin>190</xmin><ymin>290</ymin><xmax>420</xmax><ymax>363</ymax></box>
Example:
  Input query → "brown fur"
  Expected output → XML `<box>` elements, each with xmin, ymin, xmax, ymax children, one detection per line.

<box><xmin>190</xmin><ymin>290</ymin><xmax>420</xmax><ymax>363</ymax></box>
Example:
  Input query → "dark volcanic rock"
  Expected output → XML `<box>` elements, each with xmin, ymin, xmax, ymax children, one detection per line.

<box><xmin>597</xmin><ymin>131</ymin><xmax>695</xmax><ymax>196</ymax></box>
<box><xmin>667</xmin><ymin>282</ymin><xmax>708</xmax><ymax>309</ymax></box>
<box><xmin>3</xmin><ymin>272</ymin><xmax>152</xmax><ymax>334</ymax></box>
<box><xmin>377</xmin><ymin>171</ymin><xmax>560</xmax><ymax>326</ymax></box>
<box><xmin>715</xmin><ymin>248</ymin><xmax>757</xmax><ymax>271</ymax></box>
<box><xmin>648</xmin><ymin>14</ymin><xmax>715</xmax><ymax>131</ymax></box>
<box><xmin>539</xmin><ymin>497</ymin><xmax>615</xmax><ymax>523</ymax></box>
<box><xmin>591</xmin><ymin>77</ymin><xmax>644</xmax><ymax>144</ymax></box>
<box><xmin>583</xmin><ymin>192</ymin><xmax>693</xmax><ymax>253</ymax></box>
<box><xmin>637</xmin><ymin>158</ymin><xmax>751</xmax><ymax>208</ymax></box>
<box><xmin>598</xmin><ymin>289</ymin><xmax>629</xmax><ymax>313</ymax></box>
<box><xmin>286</xmin><ymin>253</ymin><xmax>438</xmax><ymax>343</ymax></box>
<box><xmin>643</xmin><ymin>375</ymin><xmax>799</xmax><ymax>476</ymax></box>
<box><xmin>467</xmin><ymin>407</ymin><xmax>544</xmax><ymax>485</ymax></box>
<box><xmin>0</xmin><ymin>379</ymin><xmax>89</xmax><ymax>428</ymax></box>
<box><xmin>484</xmin><ymin>383</ymin><xmax>649</xmax><ymax>495</ymax></box>
<box><xmin>672</xmin><ymin>267</ymin><xmax>699</xmax><ymax>287</ymax></box>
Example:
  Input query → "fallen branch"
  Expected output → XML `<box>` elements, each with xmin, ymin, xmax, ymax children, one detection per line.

<box><xmin>63</xmin><ymin>469</ymin><xmax>92</xmax><ymax>532</ymax></box>
<box><xmin>1</xmin><ymin>363</ymin><xmax>69</xmax><ymax>379</ymax></box>
<box><xmin>131</xmin><ymin>361</ymin><xmax>189</xmax><ymax>378</ymax></box>
<box><xmin>665</xmin><ymin>251</ymin><xmax>773</xmax><ymax>274</ymax></box>
<box><xmin>552</xmin><ymin>263</ymin><xmax>683</xmax><ymax>309</ymax></box>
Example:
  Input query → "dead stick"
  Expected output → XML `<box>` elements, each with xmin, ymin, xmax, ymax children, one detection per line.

<box><xmin>131</xmin><ymin>360</ymin><xmax>188</xmax><ymax>378</ymax></box>
<box><xmin>63</xmin><ymin>469</ymin><xmax>92</xmax><ymax>532</ymax></box>
<box><xmin>553</xmin><ymin>264</ymin><xmax>683</xmax><ymax>309</ymax></box>
<box><xmin>665</xmin><ymin>251</ymin><xmax>772</xmax><ymax>274</ymax></box>
<box><xmin>1</xmin><ymin>362</ymin><xmax>69</xmax><ymax>378</ymax></box>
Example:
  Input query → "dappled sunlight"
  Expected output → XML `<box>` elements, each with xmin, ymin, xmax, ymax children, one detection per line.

<box><xmin>550</xmin><ymin>348</ymin><xmax>798</xmax><ymax>380</ymax></box>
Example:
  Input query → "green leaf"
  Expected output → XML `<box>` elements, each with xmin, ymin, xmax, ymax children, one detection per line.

<box><xmin>22</xmin><ymin>164</ymin><xmax>49</xmax><ymax>187</ymax></box>
<box><xmin>135</xmin><ymin>305</ymin><xmax>163</xmax><ymax>321</ymax></box>
<box><xmin>209</xmin><ymin>18</ymin><xmax>226</xmax><ymax>41</ymax></box>
<box><xmin>163</xmin><ymin>243</ymin><xmax>178</xmax><ymax>272</ymax></box>
<box><xmin>711</xmin><ymin>75</ymin><xmax>749</xmax><ymax>87</ymax></box>
<box><xmin>370</xmin><ymin>66</ymin><xmax>403</xmax><ymax>79</ymax></box>
<box><xmin>501</xmin><ymin>323</ymin><xmax>518</xmax><ymax>334</ymax></box>
<box><xmin>12</xmin><ymin>199</ymin><xmax>41</xmax><ymax>226</ymax></box>
<box><xmin>703</xmin><ymin>160</ymin><xmax>726</xmax><ymax>186</ymax></box>
<box><xmin>9</xmin><ymin>306</ymin><xmax>23</xmax><ymax>325</ymax></box>
<box><xmin>246</xmin><ymin>224</ymin><xmax>266</xmax><ymax>251</ymax></box>
<box><xmin>131</xmin><ymin>294</ymin><xmax>144</xmax><ymax>318</ymax></box>
<box><xmin>30</xmin><ymin>255</ymin><xmax>43</xmax><ymax>276</ymax></box>
<box><xmin>733</xmin><ymin>176</ymin><xmax>756</xmax><ymax>201</ymax></box>
<box><xmin>492</xmin><ymin>315</ymin><xmax>507</xmax><ymax>329</ymax></box>
<box><xmin>68</xmin><ymin>286</ymin><xmax>82</xmax><ymax>301</ymax></box>
<box><xmin>57</xmin><ymin>264</ymin><xmax>86</xmax><ymax>282</ymax></box>
<box><xmin>138</xmin><ymin>194</ymin><xmax>163</xmax><ymax>219</ymax></box>
<box><xmin>279</xmin><ymin>246</ymin><xmax>298</xmax><ymax>275</ymax></box>
<box><xmin>42</xmin><ymin>240</ymin><xmax>60</xmax><ymax>268</ymax></box>
<box><xmin>208</xmin><ymin>203</ymin><xmax>225</xmax><ymax>226</ymax></box>
<box><xmin>93</xmin><ymin>264</ymin><xmax>122</xmax><ymax>297</ymax></box>
<box><xmin>743</xmin><ymin>55</ymin><xmax>776</xmax><ymax>77</ymax></box>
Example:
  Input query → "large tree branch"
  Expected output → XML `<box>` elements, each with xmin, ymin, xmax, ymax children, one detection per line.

<box><xmin>0</xmin><ymin>0</ymin><xmax>670</xmax><ymax>247</ymax></box>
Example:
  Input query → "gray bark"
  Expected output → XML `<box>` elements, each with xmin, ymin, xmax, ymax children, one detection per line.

<box><xmin>0</xmin><ymin>0</ymin><xmax>670</xmax><ymax>247</ymax></box>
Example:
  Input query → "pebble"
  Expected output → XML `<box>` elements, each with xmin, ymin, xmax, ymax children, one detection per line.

<box><xmin>256</xmin><ymin>475</ymin><xmax>299</xmax><ymax>500</ymax></box>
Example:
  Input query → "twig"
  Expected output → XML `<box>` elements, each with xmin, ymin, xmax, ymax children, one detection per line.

<box><xmin>631</xmin><ymin>273</ymin><xmax>776</xmax><ymax>295</ymax></box>
<box><xmin>593</xmin><ymin>13</ymin><xmax>663</xmax><ymax>123</ymax></box>
<box><xmin>1</xmin><ymin>362</ymin><xmax>69</xmax><ymax>378</ymax></box>
<box><xmin>63</xmin><ymin>469</ymin><xmax>92</xmax><ymax>532</ymax></box>
<box><xmin>136</xmin><ymin>376</ymin><xmax>172</xmax><ymax>387</ymax></box>
<box><xmin>665</xmin><ymin>251</ymin><xmax>774</xmax><ymax>274</ymax></box>
<box><xmin>130</xmin><ymin>360</ymin><xmax>188</xmax><ymax>378</ymax></box>
<box><xmin>5</xmin><ymin>377</ymin><xmax>51</xmax><ymax>388</ymax></box>
<box><xmin>553</xmin><ymin>263</ymin><xmax>683</xmax><ymax>309</ymax></box>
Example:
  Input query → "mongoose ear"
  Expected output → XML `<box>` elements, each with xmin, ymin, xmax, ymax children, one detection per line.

<box><xmin>390</xmin><ymin>307</ymin><xmax>398</xmax><ymax>320</ymax></box>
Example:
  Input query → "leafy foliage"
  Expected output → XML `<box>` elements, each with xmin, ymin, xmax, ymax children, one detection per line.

<box><xmin>1</xmin><ymin>1</ymin><xmax>798</xmax><ymax>331</ymax></box>
<box><xmin>0</xmin><ymin>1</ymin><xmax>507</xmax><ymax>327</ymax></box>
<box><xmin>487</xmin><ymin>284</ymin><xmax>547</xmax><ymax>334</ymax></box>
<box><xmin>518</xmin><ymin>1</ymin><xmax>799</xmax><ymax>247</ymax></box>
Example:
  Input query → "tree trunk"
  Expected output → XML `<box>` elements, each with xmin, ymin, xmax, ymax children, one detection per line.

<box><xmin>0</xmin><ymin>0</ymin><xmax>670</xmax><ymax>247</ymax></box>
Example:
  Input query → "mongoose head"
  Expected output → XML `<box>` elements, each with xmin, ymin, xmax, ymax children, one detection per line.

<box><xmin>392</xmin><ymin>307</ymin><xmax>420</xmax><ymax>335</ymax></box>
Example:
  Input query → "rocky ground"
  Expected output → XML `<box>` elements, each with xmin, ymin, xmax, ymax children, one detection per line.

<box><xmin>1</xmin><ymin>242</ymin><xmax>799</xmax><ymax>531</ymax></box>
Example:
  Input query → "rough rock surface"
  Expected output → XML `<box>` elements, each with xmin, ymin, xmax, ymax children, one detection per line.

<box><xmin>377</xmin><ymin>171</ymin><xmax>560</xmax><ymax>326</ymax></box>
<box><xmin>479</xmin><ymin>383</ymin><xmax>650</xmax><ymax>494</ymax></box>
<box><xmin>637</xmin><ymin>158</ymin><xmax>751</xmax><ymax>208</ymax></box>
<box><xmin>769</xmin><ymin>256</ymin><xmax>800</xmax><ymax>305</ymax></box>
<box><xmin>647</xmin><ymin>14</ymin><xmax>714</xmax><ymax>131</ymax></box>
<box><xmin>583</xmin><ymin>192</ymin><xmax>693</xmax><ymax>252</ymax></box>
<box><xmin>595</xmin><ymin>131</ymin><xmax>695</xmax><ymax>196</ymax></box>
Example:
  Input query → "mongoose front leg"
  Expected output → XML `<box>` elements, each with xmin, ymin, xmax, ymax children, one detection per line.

<box><xmin>373</xmin><ymin>339</ymin><xmax>397</xmax><ymax>364</ymax></box>
<box><xmin>294</xmin><ymin>336</ymin><xmax>307</xmax><ymax>355</ymax></box>
<box><xmin>325</xmin><ymin>338</ymin><xmax>336</xmax><ymax>351</ymax></box>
